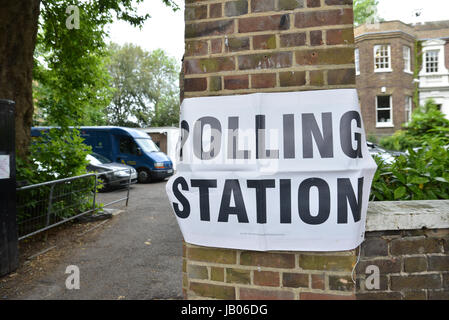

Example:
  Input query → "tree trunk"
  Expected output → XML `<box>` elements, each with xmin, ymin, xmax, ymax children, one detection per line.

<box><xmin>0</xmin><ymin>0</ymin><xmax>41</xmax><ymax>159</ymax></box>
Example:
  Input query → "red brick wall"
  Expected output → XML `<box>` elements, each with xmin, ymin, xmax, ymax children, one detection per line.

<box><xmin>183</xmin><ymin>242</ymin><xmax>357</xmax><ymax>299</ymax></box>
<box><xmin>182</xmin><ymin>0</ymin><xmax>356</xmax><ymax>99</ymax></box>
<box><xmin>181</xmin><ymin>0</ymin><xmax>358</xmax><ymax>300</ymax></box>
<box><xmin>356</xmin><ymin>229</ymin><xmax>449</xmax><ymax>300</ymax></box>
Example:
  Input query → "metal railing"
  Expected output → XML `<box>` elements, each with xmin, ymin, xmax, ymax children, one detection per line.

<box><xmin>16</xmin><ymin>168</ymin><xmax>135</xmax><ymax>240</ymax></box>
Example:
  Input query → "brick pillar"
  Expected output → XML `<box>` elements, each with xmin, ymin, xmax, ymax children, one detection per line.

<box><xmin>182</xmin><ymin>0</ymin><xmax>357</xmax><ymax>300</ymax></box>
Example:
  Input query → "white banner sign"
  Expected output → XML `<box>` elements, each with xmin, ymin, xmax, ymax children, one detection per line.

<box><xmin>166</xmin><ymin>89</ymin><xmax>377</xmax><ymax>251</ymax></box>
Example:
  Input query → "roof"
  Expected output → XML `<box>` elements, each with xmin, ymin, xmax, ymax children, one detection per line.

<box><xmin>355</xmin><ymin>19</ymin><xmax>449</xmax><ymax>41</ymax></box>
<box><xmin>414</xmin><ymin>20</ymin><xmax>449</xmax><ymax>40</ymax></box>
<box><xmin>354</xmin><ymin>20</ymin><xmax>415</xmax><ymax>39</ymax></box>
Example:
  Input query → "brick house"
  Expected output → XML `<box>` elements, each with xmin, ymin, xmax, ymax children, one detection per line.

<box><xmin>354</xmin><ymin>20</ymin><xmax>449</xmax><ymax>137</ymax></box>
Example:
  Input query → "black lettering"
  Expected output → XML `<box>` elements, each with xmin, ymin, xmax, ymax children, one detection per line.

<box><xmin>280</xmin><ymin>179</ymin><xmax>292</xmax><ymax>224</ymax></box>
<box><xmin>302</xmin><ymin>113</ymin><xmax>333</xmax><ymax>158</ymax></box>
<box><xmin>340</xmin><ymin>111</ymin><xmax>363</xmax><ymax>159</ymax></box>
<box><xmin>172</xmin><ymin>177</ymin><xmax>190</xmax><ymax>219</ymax></box>
<box><xmin>228</xmin><ymin>116</ymin><xmax>250</xmax><ymax>159</ymax></box>
<box><xmin>298</xmin><ymin>178</ymin><xmax>330</xmax><ymax>225</ymax></box>
<box><xmin>191</xmin><ymin>179</ymin><xmax>217</xmax><ymax>221</ymax></box>
<box><xmin>337</xmin><ymin>177</ymin><xmax>363</xmax><ymax>223</ymax></box>
<box><xmin>256</xmin><ymin>115</ymin><xmax>279</xmax><ymax>159</ymax></box>
<box><xmin>283</xmin><ymin>114</ymin><xmax>295</xmax><ymax>159</ymax></box>
<box><xmin>193</xmin><ymin>116</ymin><xmax>222</xmax><ymax>160</ymax></box>
<box><xmin>179</xmin><ymin>120</ymin><xmax>189</xmax><ymax>161</ymax></box>
<box><xmin>218</xmin><ymin>180</ymin><xmax>249</xmax><ymax>223</ymax></box>
<box><xmin>247</xmin><ymin>179</ymin><xmax>276</xmax><ymax>224</ymax></box>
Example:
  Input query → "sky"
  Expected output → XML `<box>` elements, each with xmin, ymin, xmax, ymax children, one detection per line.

<box><xmin>106</xmin><ymin>0</ymin><xmax>449</xmax><ymax>64</ymax></box>
<box><xmin>377</xmin><ymin>0</ymin><xmax>449</xmax><ymax>24</ymax></box>
<box><xmin>107</xmin><ymin>0</ymin><xmax>185</xmax><ymax>64</ymax></box>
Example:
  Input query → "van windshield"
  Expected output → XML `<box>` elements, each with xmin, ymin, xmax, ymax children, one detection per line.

<box><xmin>136</xmin><ymin>138</ymin><xmax>160</xmax><ymax>153</ymax></box>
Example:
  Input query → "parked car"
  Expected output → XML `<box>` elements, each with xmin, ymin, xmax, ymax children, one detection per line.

<box><xmin>31</xmin><ymin>126</ymin><xmax>174</xmax><ymax>183</ymax></box>
<box><xmin>367</xmin><ymin>141</ymin><xmax>405</xmax><ymax>164</ymax></box>
<box><xmin>87</xmin><ymin>152</ymin><xmax>137</xmax><ymax>190</ymax></box>
<box><xmin>410</xmin><ymin>144</ymin><xmax>449</xmax><ymax>153</ymax></box>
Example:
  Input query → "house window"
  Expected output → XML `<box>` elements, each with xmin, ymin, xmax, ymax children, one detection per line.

<box><xmin>355</xmin><ymin>48</ymin><xmax>360</xmax><ymax>75</ymax></box>
<box><xmin>374</xmin><ymin>45</ymin><xmax>391</xmax><ymax>72</ymax></box>
<box><xmin>425</xmin><ymin>50</ymin><xmax>439</xmax><ymax>73</ymax></box>
<box><xmin>403</xmin><ymin>46</ymin><xmax>411</xmax><ymax>73</ymax></box>
<box><xmin>376</xmin><ymin>95</ymin><xmax>393</xmax><ymax>127</ymax></box>
<box><xmin>405</xmin><ymin>96</ymin><xmax>413</xmax><ymax>122</ymax></box>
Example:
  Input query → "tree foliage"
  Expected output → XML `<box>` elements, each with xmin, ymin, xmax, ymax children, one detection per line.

<box><xmin>15</xmin><ymin>0</ymin><xmax>179</xmax><ymax>183</ymax></box>
<box><xmin>34</xmin><ymin>0</ymin><xmax>179</xmax><ymax>128</ymax></box>
<box><xmin>106</xmin><ymin>44</ymin><xmax>180</xmax><ymax>127</ymax></box>
<box><xmin>353</xmin><ymin>0</ymin><xmax>383</xmax><ymax>26</ymax></box>
<box><xmin>18</xmin><ymin>129</ymin><xmax>92</xmax><ymax>184</ymax></box>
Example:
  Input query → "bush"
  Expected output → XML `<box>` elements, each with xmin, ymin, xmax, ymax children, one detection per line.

<box><xmin>370</xmin><ymin>139</ymin><xmax>449</xmax><ymax>201</ymax></box>
<box><xmin>17</xmin><ymin>128</ymin><xmax>91</xmax><ymax>184</ymax></box>
<box><xmin>16</xmin><ymin>128</ymin><xmax>97</xmax><ymax>229</ymax></box>
<box><xmin>378</xmin><ymin>130</ymin><xmax>421</xmax><ymax>151</ymax></box>
<box><xmin>372</xmin><ymin>98</ymin><xmax>449</xmax><ymax>201</ymax></box>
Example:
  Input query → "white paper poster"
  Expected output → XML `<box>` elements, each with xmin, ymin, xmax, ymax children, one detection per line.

<box><xmin>0</xmin><ymin>155</ymin><xmax>10</xmax><ymax>179</ymax></box>
<box><xmin>166</xmin><ymin>89</ymin><xmax>377</xmax><ymax>251</ymax></box>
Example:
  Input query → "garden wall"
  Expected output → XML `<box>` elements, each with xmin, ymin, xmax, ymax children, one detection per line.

<box><xmin>356</xmin><ymin>200</ymin><xmax>449</xmax><ymax>300</ymax></box>
<box><xmin>183</xmin><ymin>200</ymin><xmax>449</xmax><ymax>300</ymax></box>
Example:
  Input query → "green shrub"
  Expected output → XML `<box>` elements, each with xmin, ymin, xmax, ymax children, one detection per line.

<box><xmin>16</xmin><ymin>128</ymin><xmax>98</xmax><ymax>229</ymax></box>
<box><xmin>378</xmin><ymin>130</ymin><xmax>420</xmax><ymax>151</ymax></box>
<box><xmin>17</xmin><ymin>128</ymin><xmax>91</xmax><ymax>184</ymax></box>
<box><xmin>370</xmin><ymin>140</ymin><xmax>449</xmax><ymax>201</ymax></box>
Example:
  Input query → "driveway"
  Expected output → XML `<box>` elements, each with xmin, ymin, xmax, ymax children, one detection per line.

<box><xmin>5</xmin><ymin>181</ymin><xmax>183</xmax><ymax>300</ymax></box>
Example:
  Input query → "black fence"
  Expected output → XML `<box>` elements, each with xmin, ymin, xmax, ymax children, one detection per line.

<box><xmin>16</xmin><ymin>169</ymin><xmax>133</xmax><ymax>240</ymax></box>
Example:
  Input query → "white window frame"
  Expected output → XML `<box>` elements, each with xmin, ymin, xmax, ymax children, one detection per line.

<box><xmin>405</xmin><ymin>96</ymin><xmax>413</xmax><ymax>123</ymax></box>
<box><xmin>403</xmin><ymin>46</ymin><xmax>412</xmax><ymax>74</ymax></box>
<box><xmin>355</xmin><ymin>48</ymin><xmax>360</xmax><ymax>75</ymax></box>
<box><xmin>376</xmin><ymin>95</ymin><xmax>393</xmax><ymax>127</ymax></box>
<box><xmin>425</xmin><ymin>50</ymin><xmax>439</xmax><ymax>73</ymax></box>
<box><xmin>374</xmin><ymin>45</ymin><xmax>392</xmax><ymax>72</ymax></box>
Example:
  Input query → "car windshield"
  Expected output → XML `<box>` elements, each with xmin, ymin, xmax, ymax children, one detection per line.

<box><xmin>136</xmin><ymin>138</ymin><xmax>159</xmax><ymax>153</ymax></box>
<box><xmin>87</xmin><ymin>153</ymin><xmax>112</xmax><ymax>165</ymax></box>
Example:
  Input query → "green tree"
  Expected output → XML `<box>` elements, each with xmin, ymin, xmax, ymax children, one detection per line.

<box><xmin>33</xmin><ymin>38</ymin><xmax>112</xmax><ymax>127</ymax></box>
<box><xmin>107</xmin><ymin>44</ymin><xmax>180</xmax><ymax>127</ymax></box>
<box><xmin>353</xmin><ymin>0</ymin><xmax>383</xmax><ymax>26</ymax></box>
<box><xmin>0</xmin><ymin>0</ymin><xmax>179</xmax><ymax>159</ymax></box>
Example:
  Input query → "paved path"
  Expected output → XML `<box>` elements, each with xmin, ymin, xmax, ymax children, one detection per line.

<box><xmin>19</xmin><ymin>181</ymin><xmax>183</xmax><ymax>300</ymax></box>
